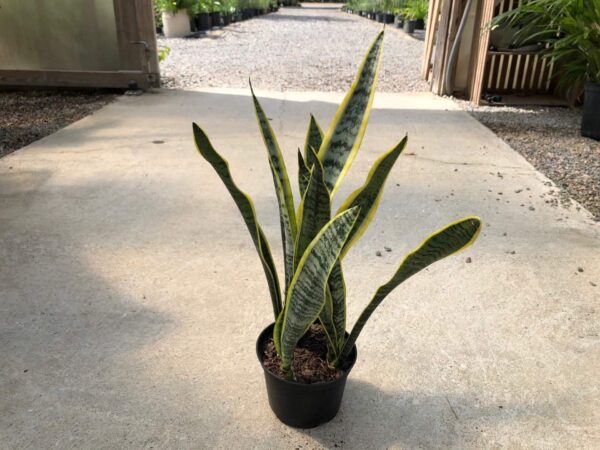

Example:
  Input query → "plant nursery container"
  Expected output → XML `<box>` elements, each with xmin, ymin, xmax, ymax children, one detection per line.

<box><xmin>582</xmin><ymin>82</ymin><xmax>600</xmax><ymax>140</ymax></box>
<box><xmin>404</xmin><ymin>19</ymin><xmax>417</xmax><ymax>34</ymax></box>
<box><xmin>162</xmin><ymin>10</ymin><xmax>191</xmax><ymax>38</ymax></box>
<box><xmin>376</xmin><ymin>13</ymin><xmax>384</xmax><ymax>22</ymax></box>
<box><xmin>383</xmin><ymin>13</ymin><xmax>394</xmax><ymax>24</ymax></box>
<box><xmin>256</xmin><ymin>323</ymin><xmax>357</xmax><ymax>428</ymax></box>
<box><xmin>210</xmin><ymin>12</ymin><xmax>221</xmax><ymax>27</ymax></box>
<box><xmin>394</xmin><ymin>15</ymin><xmax>404</xmax><ymax>28</ymax></box>
<box><xmin>415</xmin><ymin>18</ymin><xmax>425</xmax><ymax>30</ymax></box>
<box><xmin>195</xmin><ymin>13</ymin><xmax>211</xmax><ymax>31</ymax></box>
<box><xmin>222</xmin><ymin>14</ymin><xmax>231</xmax><ymax>26</ymax></box>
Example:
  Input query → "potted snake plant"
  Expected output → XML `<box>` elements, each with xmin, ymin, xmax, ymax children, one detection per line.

<box><xmin>193</xmin><ymin>32</ymin><xmax>481</xmax><ymax>428</ymax></box>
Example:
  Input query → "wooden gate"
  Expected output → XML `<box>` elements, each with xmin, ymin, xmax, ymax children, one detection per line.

<box><xmin>0</xmin><ymin>0</ymin><xmax>160</xmax><ymax>89</ymax></box>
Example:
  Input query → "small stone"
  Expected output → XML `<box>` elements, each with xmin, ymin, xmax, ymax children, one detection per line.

<box><xmin>578</xmin><ymin>267</ymin><xmax>584</xmax><ymax>273</ymax></box>
<box><xmin>465</xmin><ymin>257</ymin><xmax>472</xmax><ymax>264</ymax></box>
<box><xmin>152</xmin><ymin>140</ymin><xmax>165</xmax><ymax>144</ymax></box>
<box><xmin>376</xmin><ymin>251</ymin><xmax>382</xmax><ymax>257</ymax></box>
<box><xmin>529</xmin><ymin>206</ymin><xmax>535</xmax><ymax>211</ymax></box>
<box><xmin>590</xmin><ymin>282</ymin><xmax>597</xmax><ymax>287</ymax></box>
<box><xmin>384</xmin><ymin>246</ymin><xmax>392</xmax><ymax>252</ymax></box>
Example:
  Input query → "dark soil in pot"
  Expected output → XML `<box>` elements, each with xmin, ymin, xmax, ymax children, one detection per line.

<box><xmin>195</xmin><ymin>13</ymin><xmax>211</xmax><ymax>31</ymax></box>
<box><xmin>415</xmin><ymin>18</ymin><xmax>425</xmax><ymax>29</ymax></box>
<box><xmin>257</xmin><ymin>323</ymin><xmax>357</xmax><ymax>428</ymax></box>
<box><xmin>582</xmin><ymin>82</ymin><xmax>600</xmax><ymax>141</ymax></box>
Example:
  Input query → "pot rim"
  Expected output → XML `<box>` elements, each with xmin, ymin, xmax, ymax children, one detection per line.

<box><xmin>256</xmin><ymin>322</ymin><xmax>357</xmax><ymax>388</ymax></box>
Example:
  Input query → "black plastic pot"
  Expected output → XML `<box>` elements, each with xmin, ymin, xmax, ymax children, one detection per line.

<box><xmin>404</xmin><ymin>19</ymin><xmax>417</xmax><ymax>34</ymax></box>
<box><xmin>383</xmin><ymin>13</ymin><xmax>394</xmax><ymax>24</ymax></box>
<box><xmin>210</xmin><ymin>12</ymin><xmax>221</xmax><ymax>26</ymax></box>
<box><xmin>256</xmin><ymin>323</ymin><xmax>357</xmax><ymax>428</ymax></box>
<box><xmin>195</xmin><ymin>13</ymin><xmax>211</xmax><ymax>31</ymax></box>
<box><xmin>222</xmin><ymin>14</ymin><xmax>231</xmax><ymax>26</ymax></box>
<box><xmin>582</xmin><ymin>82</ymin><xmax>600</xmax><ymax>140</ymax></box>
<box><xmin>415</xmin><ymin>18</ymin><xmax>425</xmax><ymax>30</ymax></box>
<box><xmin>376</xmin><ymin>13</ymin><xmax>384</xmax><ymax>23</ymax></box>
<box><xmin>394</xmin><ymin>15</ymin><xmax>404</xmax><ymax>28</ymax></box>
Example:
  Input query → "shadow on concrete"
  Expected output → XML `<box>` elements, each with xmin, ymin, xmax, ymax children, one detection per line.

<box><xmin>0</xmin><ymin>168</ymin><xmax>230</xmax><ymax>448</ymax></box>
<box><xmin>304</xmin><ymin>379</ymin><xmax>558</xmax><ymax>449</ymax></box>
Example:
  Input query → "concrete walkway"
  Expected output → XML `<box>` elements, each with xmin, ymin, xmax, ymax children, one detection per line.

<box><xmin>1</xmin><ymin>89</ymin><xmax>599</xmax><ymax>449</ymax></box>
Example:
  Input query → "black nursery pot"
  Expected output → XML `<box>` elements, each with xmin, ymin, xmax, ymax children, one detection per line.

<box><xmin>383</xmin><ymin>13</ymin><xmax>394</xmax><ymax>24</ymax></box>
<box><xmin>256</xmin><ymin>323</ymin><xmax>358</xmax><ymax>428</ymax></box>
<box><xmin>404</xmin><ymin>19</ymin><xmax>417</xmax><ymax>34</ymax></box>
<box><xmin>222</xmin><ymin>14</ymin><xmax>231</xmax><ymax>26</ymax></box>
<box><xmin>582</xmin><ymin>82</ymin><xmax>600</xmax><ymax>141</ymax></box>
<box><xmin>415</xmin><ymin>18</ymin><xmax>425</xmax><ymax>29</ymax></box>
<box><xmin>376</xmin><ymin>12</ymin><xmax>384</xmax><ymax>23</ymax></box>
<box><xmin>195</xmin><ymin>13</ymin><xmax>211</xmax><ymax>31</ymax></box>
<box><xmin>210</xmin><ymin>11</ymin><xmax>221</xmax><ymax>26</ymax></box>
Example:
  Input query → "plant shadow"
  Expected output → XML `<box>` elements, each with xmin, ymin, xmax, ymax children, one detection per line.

<box><xmin>302</xmin><ymin>379</ymin><xmax>556</xmax><ymax>449</ymax></box>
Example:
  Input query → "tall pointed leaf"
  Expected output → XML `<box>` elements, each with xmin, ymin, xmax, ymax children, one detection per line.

<box><xmin>294</xmin><ymin>153</ymin><xmax>331</xmax><ymax>269</ymax></box>
<box><xmin>280</xmin><ymin>207</ymin><xmax>361</xmax><ymax>375</ymax></box>
<box><xmin>250</xmin><ymin>83</ymin><xmax>297</xmax><ymax>292</ymax></box>
<box><xmin>337</xmin><ymin>136</ymin><xmax>408</xmax><ymax>258</ymax></box>
<box><xmin>336</xmin><ymin>217</ymin><xmax>482</xmax><ymax>366</ymax></box>
<box><xmin>328</xmin><ymin>261</ymin><xmax>346</xmax><ymax>348</ymax></box>
<box><xmin>193</xmin><ymin>123</ymin><xmax>282</xmax><ymax>318</ymax></box>
<box><xmin>318</xmin><ymin>31</ymin><xmax>384</xmax><ymax>195</ymax></box>
<box><xmin>298</xmin><ymin>150</ymin><xmax>311</xmax><ymax>198</ymax></box>
<box><xmin>304</xmin><ymin>114</ymin><xmax>324</xmax><ymax>164</ymax></box>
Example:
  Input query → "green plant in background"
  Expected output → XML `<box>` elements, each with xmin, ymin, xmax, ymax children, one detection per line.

<box><xmin>156</xmin><ymin>0</ymin><xmax>196</xmax><ymax>13</ymax></box>
<box><xmin>193</xmin><ymin>32</ymin><xmax>481</xmax><ymax>379</ymax></box>
<box><xmin>220</xmin><ymin>0</ymin><xmax>238</xmax><ymax>14</ymax></box>
<box><xmin>402</xmin><ymin>0</ymin><xmax>428</xmax><ymax>20</ymax></box>
<box><xmin>158</xmin><ymin>46</ymin><xmax>171</xmax><ymax>62</ymax></box>
<box><xmin>491</xmin><ymin>0</ymin><xmax>600</xmax><ymax>103</ymax></box>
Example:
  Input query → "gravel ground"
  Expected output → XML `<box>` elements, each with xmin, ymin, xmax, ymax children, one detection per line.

<box><xmin>0</xmin><ymin>90</ymin><xmax>115</xmax><ymax>158</ymax></box>
<box><xmin>459</xmin><ymin>101</ymin><xmax>600</xmax><ymax>221</ymax></box>
<box><xmin>158</xmin><ymin>6</ymin><xmax>428</xmax><ymax>92</ymax></box>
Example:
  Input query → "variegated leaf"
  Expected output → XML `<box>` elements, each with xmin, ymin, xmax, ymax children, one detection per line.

<box><xmin>294</xmin><ymin>153</ymin><xmax>331</xmax><ymax>269</ymax></box>
<box><xmin>280</xmin><ymin>207</ymin><xmax>361</xmax><ymax>376</ymax></box>
<box><xmin>328</xmin><ymin>261</ymin><xmax>346</xmax><ymax>348</ymax></box>
<box><xmin>250</xmin><ymin>83</ymin><xmax>297</xmax><ymax>293</ymax></box>
<box><xmin>318</xmin><ymin>31</ymin><xmax>384</xmax><ymax>195</ymax></box>
<box><xmin>304</xmin><ymin>114</ymin><xmax>324</xmax><ymax>164</ymax></box>
<box><xmin>297</xmin><ymin>149</ymin><xmax>311</xmax><ymax>198</ymax></box>
<box><xmin>337</xmin><ymin>136</ymin><xmax>407</xmax><ymax>258</ymax></box>
<box><xmin>336</xmin><ymin>217</ymin><xmax>482</xmax><ymax>366</ymax></box>
<box><xmin>193</xmin><ymin>123</ymin><xmax>283</xmax><ymax>318</ymax></box>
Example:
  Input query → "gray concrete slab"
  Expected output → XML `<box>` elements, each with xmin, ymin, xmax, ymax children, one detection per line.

<box><xmin>1</xmin><ymin>89</ymin><xmax>599</xmax><ymax>449</ymax></box>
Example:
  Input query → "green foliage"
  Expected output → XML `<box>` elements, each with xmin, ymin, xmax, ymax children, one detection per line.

<box><xmin>194</xmin><ymin>32</ymin><xmax>481</xmax><ymax>380</ymax></box>
<box><xmin>158</xmin><ymin>46</ymin><xmax>171</xmax><ymax>62</ymax></box>
<box><xmin>155</xmin><ymin>0</ymin><xmax>196</xmax><ymax>13</ymax></box>
<box><xmin>402</xmin><ymin>0</ymin><xmax>428</xmax><ymax>19</ymax></box>
<box><xmin>346</xmin><ymin>0</ymin><xmax>413</xmax><ymax>14</ymax></box>
<box><xmin>491</xmin><ymin>0</ymin><xmax>600</xmax><ymax>103</ymax></box>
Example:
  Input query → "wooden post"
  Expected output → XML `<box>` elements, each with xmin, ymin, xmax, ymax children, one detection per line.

<box><xmin>421</xmin><ymin>0</ymin><xmax>441</xmax><ymax>81</ymax></box>
<box><xmin>468</xmin><ymin>0</ymin><xmax>495</xmax><ymax>105</ymax></box>
<box><xmin>430</xmin><ymin>0</ymin><xmax>453</xmax><ymax>95</ymax></box>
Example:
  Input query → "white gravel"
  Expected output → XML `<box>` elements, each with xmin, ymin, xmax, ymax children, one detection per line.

<box><xmin>158</xmin><ymin>6</ymin><xmax>428</xmax><ymax>92</ymax></box>
<box><xmin>457</xmin><ymin>100</ymin><xmax>600</xmax><ymax>220</ymax></box>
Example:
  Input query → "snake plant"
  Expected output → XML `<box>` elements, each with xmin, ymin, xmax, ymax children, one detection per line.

<box><xmin>194</xmin><ymin>31</ymin><xmax>481</xmax><ymax>379</ymax></box>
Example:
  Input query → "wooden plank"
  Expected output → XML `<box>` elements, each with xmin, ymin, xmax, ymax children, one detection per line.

<box><xmin>0</xmin><ymin>70</ymin><xmax>151</xmax><ymax>89</ymax></box>
<box><xmin>421</xmin><ymin>0</ymin><xmax>441</xmax><ymax>80</ymax></box>
<box><xmin>430</xmin><ymin>0</ymin><xmax>454</xmax><ymax>95</ymax></box>
<box><xmin>468</xmin><ymin>0</ymin><xmax>495</xmax><ymax>105</ymax></box>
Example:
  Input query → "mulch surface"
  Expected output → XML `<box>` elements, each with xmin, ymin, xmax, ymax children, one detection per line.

<box><xmin>262</xmin><ymin>324</ymin><xmax>343</xmax><ymax>384</ymax></box>
<box><xmin>0</xmin><ymin>90</ymin><xmax>116</xmax><ymax>158</ymax></box>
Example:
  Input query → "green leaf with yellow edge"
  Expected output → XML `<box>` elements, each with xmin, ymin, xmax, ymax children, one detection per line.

<box><xmin>337</xmin><ymin>136</ymin><xmax>408</xmax><ymax>258</ymax></box>
<box><xmin>250</xmin><ymin>83</ymin><xmax>297</xmax><ymax>293</ymax></box>
<box><xmin>318</xmin><ymin>31</ymin><xmax>384</xmax><ymax>196</ymax></box>
<box><xmin>280</xmin><ymin>207</ymin><xmax>361</xmax><ymax>376</ymax></box>
<box><xmin>304</xmin><ymin>114</ymin><xmax>324</xmax><ymax>164</ymax></box>
<box><xmin>336</xmin><ymin>216</ymin><xmax>482</xmax><ymax>366</ymax></box>
<box><xmin>193</xmin><ymin>123</ymin><xmax>283</xmax><ymax>318</ymax></box>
